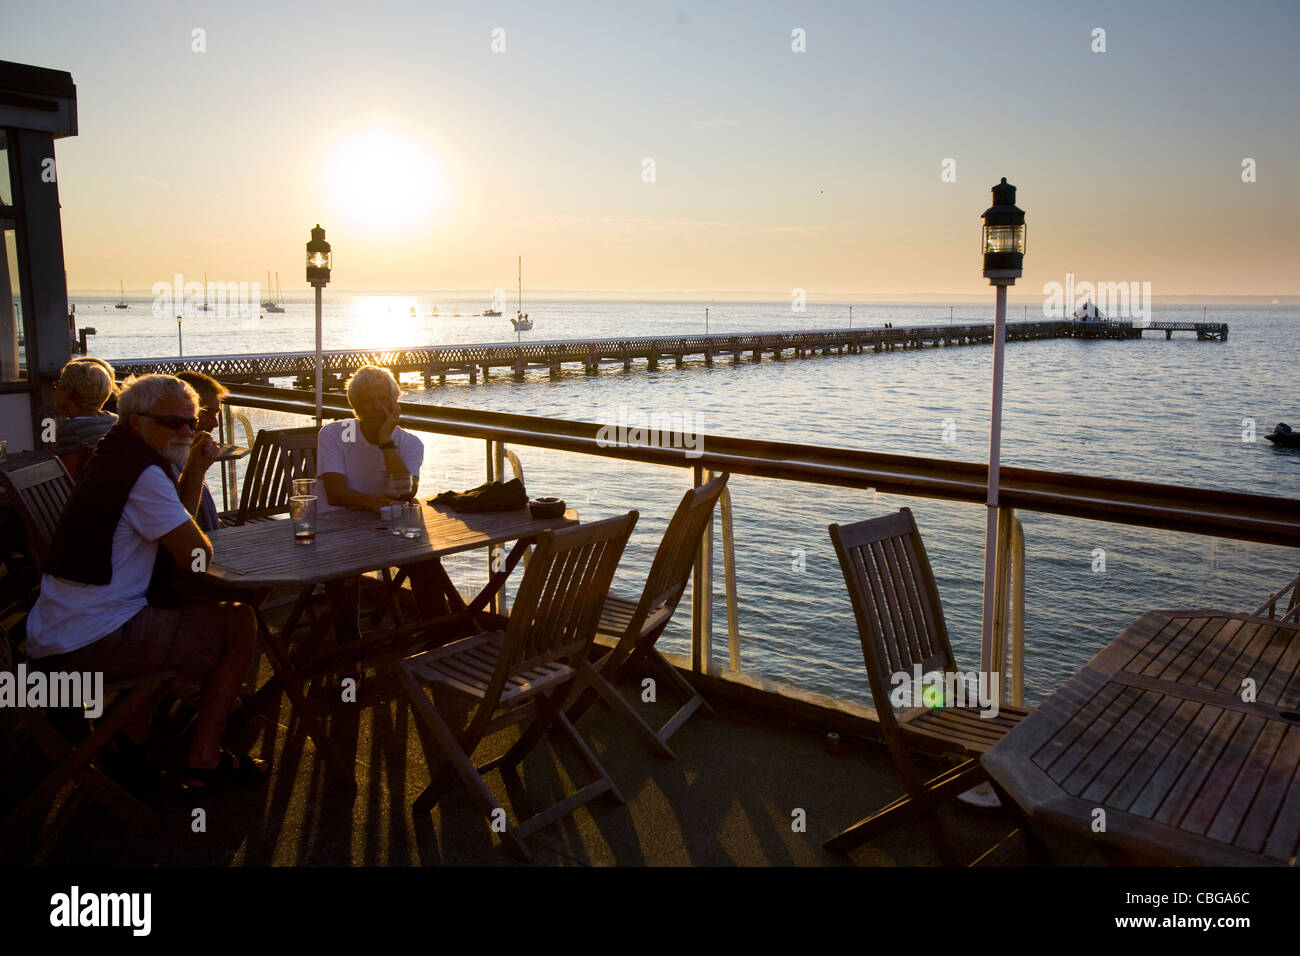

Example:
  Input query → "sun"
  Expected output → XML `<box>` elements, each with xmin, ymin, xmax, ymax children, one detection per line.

<box><xmin>322</xmin><ymin>128</ymin><xmax>446</xmax><ymax>233</ymax></box>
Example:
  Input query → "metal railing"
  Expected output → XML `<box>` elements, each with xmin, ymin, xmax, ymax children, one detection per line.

<box><xmin>217</xmin><ymin>383</ymin><xmax>1300</xmax><ymax>709</ymax></box>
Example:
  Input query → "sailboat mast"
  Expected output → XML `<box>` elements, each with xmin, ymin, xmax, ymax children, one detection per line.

<box><xmin>517</xmin><ymin>256</ymin><xmax>521</xmax><ymax>315</ymax></box>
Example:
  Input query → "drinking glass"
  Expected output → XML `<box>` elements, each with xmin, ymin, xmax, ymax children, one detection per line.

<box><xmin>293</xmin><ymin>478</ymin><xmax>316</xmax><ymax>497</ymax></box>
<box><xmin>401</xmin><ymin>500</ymin><xmax>424</xmax><ymax>539</ymax></box>
<box><xmin>290</xmin><ymin>495</ymin><xmax>317</xmax><ymax>544</ymax></box>
<box><xmin>382</xmin><ymin>503</ymin><xmax>403</xmax><ymax>536</ymax></box>
<box><xmin>386</xmin><ymin>473</ymin><xmax>414</xmax><ymax>501</ymax></box>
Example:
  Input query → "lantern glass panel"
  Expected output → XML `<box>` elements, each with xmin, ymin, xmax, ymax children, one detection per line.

<box><xmin>983</xmin><ymin>224</ymin><xmax>1025</xmax><ymax>255</ymax></box>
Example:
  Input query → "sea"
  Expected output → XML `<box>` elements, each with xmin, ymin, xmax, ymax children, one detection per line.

<box><xmin>69</xmin><ymin>291</ymin><xmax>1300</xmax><ymax>707</ymax></box>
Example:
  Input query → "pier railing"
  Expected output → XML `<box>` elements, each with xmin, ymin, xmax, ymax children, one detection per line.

<box><xmin>216</xmin><ymin>383</ymin><xmax>1291</xmax><ymax>720</ymax></box>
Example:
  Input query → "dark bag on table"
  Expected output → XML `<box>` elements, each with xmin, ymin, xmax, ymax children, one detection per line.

<box><xmin>431</xmin><ymin>478</ymin><xmax>528</xmax><ymax>513</ymax></box>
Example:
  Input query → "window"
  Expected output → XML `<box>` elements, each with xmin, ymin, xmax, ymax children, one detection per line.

<box><xmin>1</xmin><ymin>222</ymin><xmax>25</xmax><ymax>382</ymax></box>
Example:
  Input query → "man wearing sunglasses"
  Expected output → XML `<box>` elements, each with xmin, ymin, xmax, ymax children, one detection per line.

<box><xmin>28</xmin><ymin>374</ymin><xmax>266</xmax><ymax>793</ymax></box>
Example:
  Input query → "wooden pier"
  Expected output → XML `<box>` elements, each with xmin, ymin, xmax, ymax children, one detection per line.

<box><xmin>109</xmin><ymin>318</ymin><xmax>1228</xmax><ymax>387</ymax></box>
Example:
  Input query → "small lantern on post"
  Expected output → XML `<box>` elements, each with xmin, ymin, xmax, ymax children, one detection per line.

<box><xmin>978</xmin><ymin>177</ymin><xmax>1026</xmax><ymax>708</ymax></box>
<box><xmin>981</xmin><ymin>178</ymin><xmax>1025</xmax><ymax>285</ymax></box>
<box><xmin>306</xmin><ymin>224</ymin><xmax>332</xmax><ymax>288</ymax></box>
<box><xmin>306</xmin><ymin>224</ymin><xmax>332</xmax><ymax>424</ymax></box>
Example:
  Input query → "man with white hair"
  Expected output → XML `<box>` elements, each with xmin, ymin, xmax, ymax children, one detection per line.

<box><xmin>29</xmin><ymin>374</ymin><xmax>265</xmax><ymax>792</ymax></box>
<box><xmin>317</xmin><ymin>364</ymin><xmax>423</xmax><ymax>513</ymax></box>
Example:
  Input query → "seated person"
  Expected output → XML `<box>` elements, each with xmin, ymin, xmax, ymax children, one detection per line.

<box><xmin>52</xmin><ymin>358</ymin><xmax>118</xmax><ymax>471</ymax></box>
<box><xmin>317</xmin><ymin>364</ymin><xmax>423</xmax><ymax>512</ymax></box>
<box><xmin>317</xmin><ymin>365</ymin><xmax>442</xmax><ymax>622</ymax></box>
<box><xmin>27</xmin><ymin>374</ymin><xmax>266</xmax><ymax>791</ymax></box>
<box><xmin>175</xmin><ymin>370</ymin><xmax>229</xmax><ymax>532</ymax></box>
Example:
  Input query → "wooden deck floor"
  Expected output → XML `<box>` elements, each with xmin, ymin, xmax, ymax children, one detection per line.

<box><xmin>0</xmin><ymin>657</ymin><xmax>1106</xmax><ymax>867</ymax></box>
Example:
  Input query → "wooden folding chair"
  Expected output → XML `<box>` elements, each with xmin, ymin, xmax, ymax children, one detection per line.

<box><xmin>0</xmin><ymin>457</ymin><xmax>74</xmax><ymax>573</ymax></box>
<box><xmin>824</xmin><ymin>508</ymin><xmax>1035</xmax><ymax>864</ymax></box>
<box><xmin>566</xmin><ymin>474</ymin><xmax>728</xmax><ymax>758</ymax></box>
<box><xmin>222</xmin><ymin>425</ymin><xmax>319</xmax><ymax>526</ymax></box>
<box><xmin>397</xmin><ymin>511</ymin><xmax>639</xmax><ymax>861</ymax></box>
<box><xmin>0</xmin><ymin>617</ymin><xmax>176</xmax><ymax>848</ymax></box>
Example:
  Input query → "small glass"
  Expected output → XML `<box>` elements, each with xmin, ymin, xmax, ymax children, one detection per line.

<box><xmin>0</xmin><ymin>439</ymin><xmax>7</xmax><ymax>461</ymax></box>
<box><xmin>401</xmin><ymin>500</ymin><xmax>424</xmax><ymax>539</ymax></box>
<box><xmin>290</xmin><ymin>495</ymin><xmax>317</xmax><ymax>544</ymax></box>
<box><xmin>381</xmin><ymin>503</ymin><xmax>403</xmax><ymax>536</ymax></box>
<box><xmin>386</xmin><ymin>473</ymin><xmax>414</xmax><ymax>501</ymax></box>
<box><xmin>293</xmin><ymin>478</ymin><xmax>316</xmax><ymax>497</ymax></box>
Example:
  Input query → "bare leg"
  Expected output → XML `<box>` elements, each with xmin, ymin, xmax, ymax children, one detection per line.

<box><xmin>185</xmin><ymin>602</ymin><xmax>257</xmax><ymax>774</ymax></box>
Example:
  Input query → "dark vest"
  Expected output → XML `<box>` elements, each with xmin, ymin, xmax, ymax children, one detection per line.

<box><xmin>44</xmin><ymin>422</ymin><xmax>186</xmax><ymax>605</ymax></box>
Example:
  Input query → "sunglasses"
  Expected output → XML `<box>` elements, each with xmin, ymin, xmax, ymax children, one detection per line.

<box><xmin>138</xmin><ymin>413</ymin><xmax>199</xmax><ymax>431</ymax></box>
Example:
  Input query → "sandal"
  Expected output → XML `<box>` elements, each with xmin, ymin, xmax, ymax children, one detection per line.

<box><xmin>180</xmin><ymin>750</ymin><xmax>269</xmax><ymax>792</ymax></box>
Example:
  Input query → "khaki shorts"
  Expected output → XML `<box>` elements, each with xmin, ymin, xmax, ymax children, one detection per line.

<box><xmin>38</xmin><ymin>602</ymin><xmax>230</xmax><ymax>684</ymax></box>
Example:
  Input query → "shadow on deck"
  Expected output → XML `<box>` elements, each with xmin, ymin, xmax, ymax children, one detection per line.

<box><xmin>1</xmin><ymin>654</ymin><xmax>1105</xmax><ymax>866</ymax></box>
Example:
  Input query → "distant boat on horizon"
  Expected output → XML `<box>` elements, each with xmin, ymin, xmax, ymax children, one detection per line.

<box><xmin>512</xmin><ymin>256</ymin><xmax>533</xmax><ymax>331</ymax></box>
<box><xmin>482</xmin><ymin>287</ymin><xmax>502</xmax><ymax>316</ymax></box>
<box><xmin>115</xmin><ymin>280</ymin><xmax>128</xmax><ymax>309</ymax></box>
<box><xmin>263</xmin><ymin>272</ymin><xmax>285</xmax><ymax>313</ymax></box>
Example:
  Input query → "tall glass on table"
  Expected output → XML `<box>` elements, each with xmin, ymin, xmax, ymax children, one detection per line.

<box><xmin>290</xmin><ymin>494</ymin><xmax>317</xmax><ymax>544</ymax></box>
<box><xmin>386</xmin><ymin>473</ymin><xmax>414</xmax><ymax>535</ymax></box>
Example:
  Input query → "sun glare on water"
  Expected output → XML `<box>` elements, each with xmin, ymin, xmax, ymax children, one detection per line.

<box><xmin>322</xmin><ymin>129</ymin><xmax>446</xmax><ymax>234</ymax></box>
<box><xmin>347</xmin><ymin>296</ymin><xmax>428</xmax><ymax>350</ymax></box>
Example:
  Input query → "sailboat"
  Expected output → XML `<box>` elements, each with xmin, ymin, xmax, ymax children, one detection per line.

<box><xmin>263</xmin><ymin>272</ymin><xmax>285</xmax><ymax>313</ymax></box>
<box><xmin>512</xmin><ymin>256</ymin><xmax>533</xmax><ymax>331</ymax></box>
<box><xmin>200</xmin><ymin>272</ymin><xmax>212</xmax><ymax>312</ymax></box>
<box><xmin>261</xmin><ymin>271</ymin><xmax>278</xmax><ymax>310</ymax></box>
<box><xmin>114</xmin><ymin>280</ymin><xmax>128</xmax><ymax>309</ymax></box>
<box><xmin>482</xmin><ymin>288</ymin><xmax>501</xmax><ymax>316</ymax></box>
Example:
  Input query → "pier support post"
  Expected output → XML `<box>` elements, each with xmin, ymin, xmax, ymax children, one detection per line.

<box><xmin>704</xmin><ymin>350</ymin><xmax>713</xmax><ymax>366</ymax></box>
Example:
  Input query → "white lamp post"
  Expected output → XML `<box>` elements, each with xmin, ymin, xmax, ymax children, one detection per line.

<box><xmin>978</xmin><ymin>178</ymin><xmax>1026</xmax><ymax>676</ymax></box>
<box><xmin>306</xmin><ymin>224</ymin><xmax>332</xmax><ymax>425</ymax></box>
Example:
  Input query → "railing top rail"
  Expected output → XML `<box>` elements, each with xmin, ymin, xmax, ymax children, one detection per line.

<box><xmin>222</xmin><ymin>383</ymin><xmax>1300</xmax><ymax>549</ymax></box>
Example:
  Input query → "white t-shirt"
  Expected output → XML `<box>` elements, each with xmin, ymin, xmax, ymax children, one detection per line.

<box><xmin>27</xmin><ymin>466</ymin><xmax>193</xmax><ymax>657</ymax></box>
<box><xmin>316</xmin><ymin>421</ymin><xmax>424</xmax><ymax>514</ymax></box>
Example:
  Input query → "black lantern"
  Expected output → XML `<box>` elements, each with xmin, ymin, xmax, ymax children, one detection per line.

<box><xmin>306</xmin><ymin>224</ymin><xmax>332</xmax><ymax>287</ymax></box>
<box><xmin>981</xmin><ymin>178</ymin><xmax>1025</xmax><ymax>283</ymax></box>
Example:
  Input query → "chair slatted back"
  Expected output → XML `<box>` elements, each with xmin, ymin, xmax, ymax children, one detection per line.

<box><xmin>0</xmin><ymin>458</ymin><xmax>75</xmax><ymax>572</ymax></box>
<box><xmin>829</xmin><ymin>508</ymin><xmax>956</xmax><ymax>735</ymax></box>
<box><xmin>232</xmin><ymin>426</ymin><xmax>319</xmax><ymax>525</ymax></box>
<box><xmin>625</xmin><ymin>474</ymin><xmax>728</xmax><ymax>638</ymax></box>
<box><xmin>495</xmin><ymin>512</ymin><xmax>638</xmax><ymax>688</ymax></box>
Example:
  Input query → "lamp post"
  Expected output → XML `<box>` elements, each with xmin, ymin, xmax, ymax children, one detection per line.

<box><xmin>705</xmin><ymin>307</ymin><xmax>709</xmax><ymax>335</ymax></box>
<box><xmin>978</xmin><ymin>178</ymin><xmax>1026</xmax><ymax>678</ymax></box>
<box><xmin>306</xmin><ymin>224</ymin><xmax>332</xmax><ymax>425</ymax></box>
<box><xmin>176</xmin><ymin>314</ymin><xmax>183</xmax><ymax>358</ymax></box>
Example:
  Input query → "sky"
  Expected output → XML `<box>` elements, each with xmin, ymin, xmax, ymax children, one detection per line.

<box><xmin>3</xmin><ymin>0</ymin><xmax>1299</xmax><ymax>297</ymax></box>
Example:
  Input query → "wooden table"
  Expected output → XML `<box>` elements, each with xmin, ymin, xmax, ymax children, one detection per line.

<box><xmin>983</xmin><ymin>609</ymin><xmax>1300</xmax><ymax>866</ymax></box>
<box><xmin>205</xmin><ymin>502</ymin><xmax>579</xmax><ymax>783</ymax></box>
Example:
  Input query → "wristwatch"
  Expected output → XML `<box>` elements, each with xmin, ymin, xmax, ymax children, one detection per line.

<box><xmin>378</xmin><ymin>440</ymin><xmax>396</xmax><ymax>450</ymax></box>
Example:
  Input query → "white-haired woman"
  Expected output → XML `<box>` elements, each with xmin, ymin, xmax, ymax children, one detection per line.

<box><xmin>317</xmin><ymin>364</ymin><xmax>424</xmax><ymax>513</ymax></box>
<box><xmin>53</xmin><ymin>358</ymin><xmax>118</xmax><ymax>462</ymax></box>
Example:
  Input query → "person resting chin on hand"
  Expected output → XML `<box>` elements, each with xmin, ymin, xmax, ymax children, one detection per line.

<box><xmin>316</xmin><ymin>364</ymin><xmax>424</xmax><ymax>514</ymax></box>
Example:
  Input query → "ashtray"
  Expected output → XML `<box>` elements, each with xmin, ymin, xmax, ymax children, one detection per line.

<box><xmin>529</xmin><ymin>496</ymin><xmax>566</xmax><ymax>519</ymax></box>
